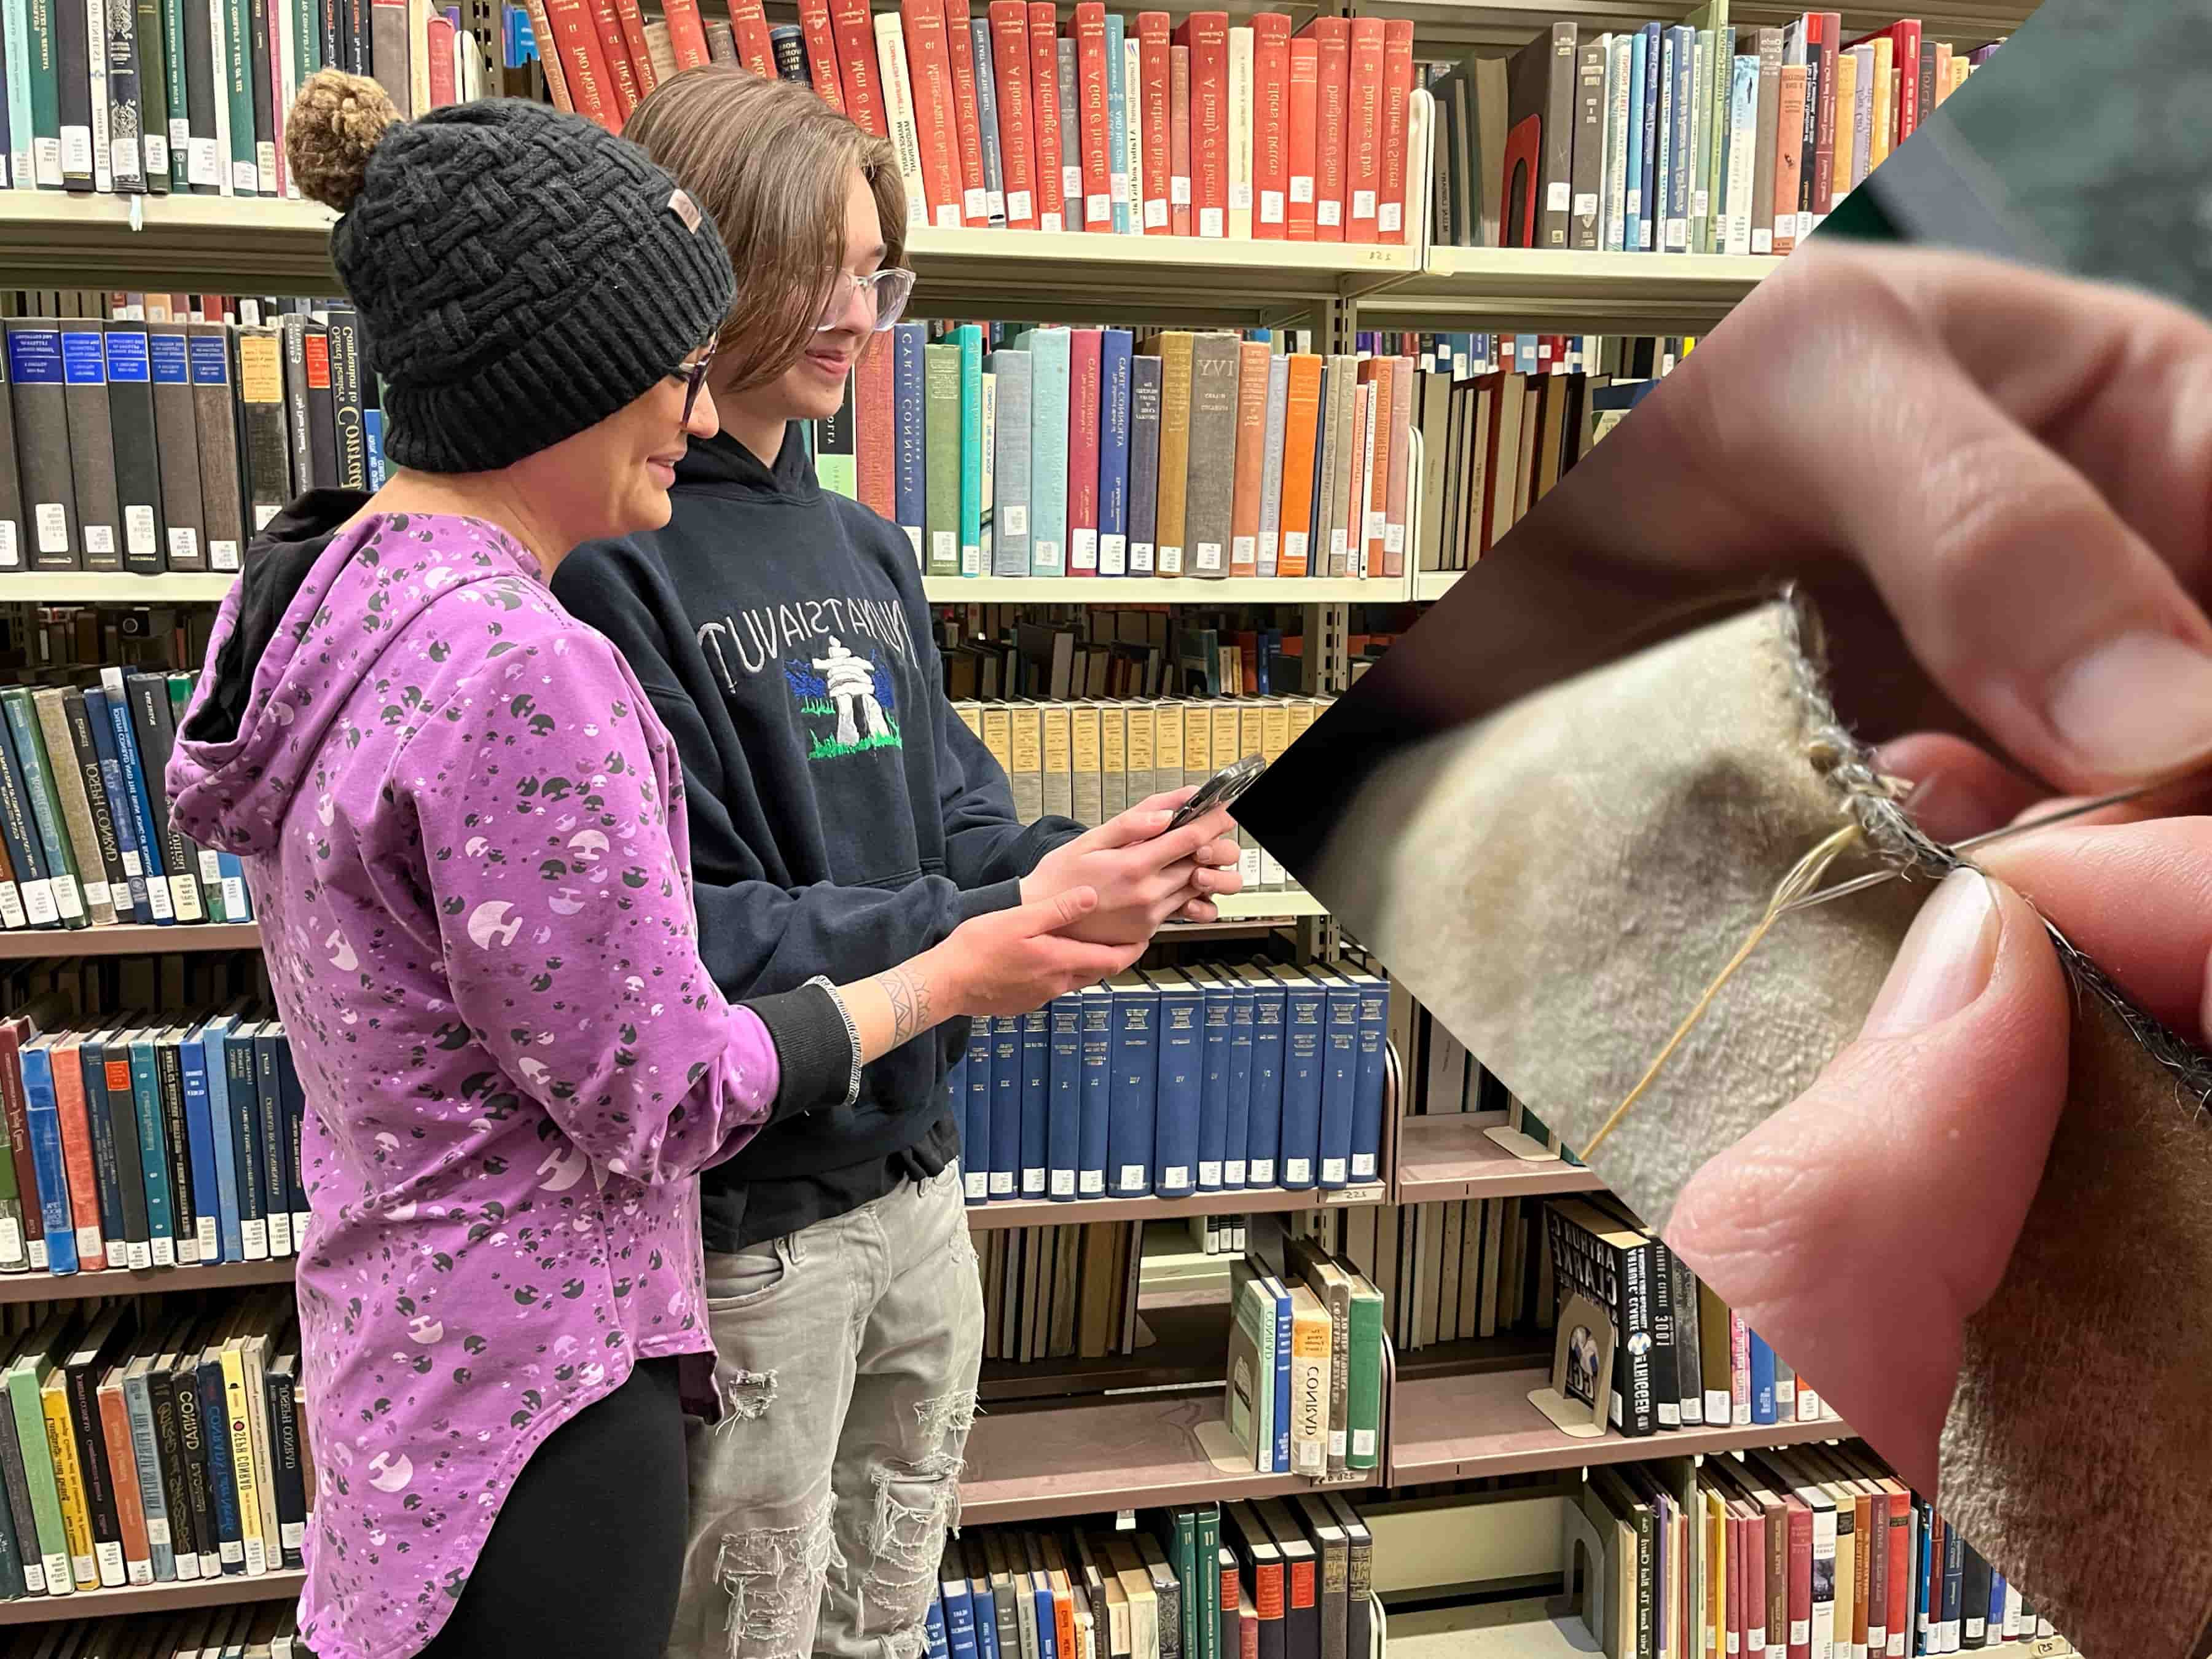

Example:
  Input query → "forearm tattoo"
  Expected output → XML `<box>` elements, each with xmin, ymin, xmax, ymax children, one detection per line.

<box><xmin>882</xmin><ymin>964</ymin><xmax>931</xmax><ymax>1045</ymax></box>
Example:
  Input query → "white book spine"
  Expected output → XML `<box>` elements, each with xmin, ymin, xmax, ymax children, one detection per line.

<box><xmin>1123</xmin><ymin>35</ymin><xmax>1143</xmax><ymax>233</ymax></box>
<box><xmin>874</xmin><ymin>12</ymin><xmax>929</xmax><ymax>231</ymax></box>
<box><xmin>1226</xmin><ymin>25</ymin><xmax>1252</xmax><ymax>238</ymax></box>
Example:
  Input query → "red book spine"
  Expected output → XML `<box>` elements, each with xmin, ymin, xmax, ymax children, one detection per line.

<box><xmin>1285</xmin><ymin>36</ymin><xmax>1316</xmax><ymax>240</ymax></box>
<box><xmin>1344</xmin><ymin>17</ymin><xmax>1384</xmax><ymax>243</ymax></box>
<box><xmin>1251</xmin><ymin>12</ymin><xmax>1289</xmax><ymax>238</ymax></box>
<box><xmin>662</xmin><ymin>0</ymin><xmax>712</xmax><ymax>70</ymax></box>
<box><xmin>1894</xmin><ymin>19</ymin><xmax>1921</xmax><ymax>143</ymax></box>
<box><xmin>1137</xmin><ymin>12</ymin><xmax>1172</xmax><ymax>233</ymax></box>
<box><xmin>1074</xmin><ymin>3</ymin><xmax>1112</xmax><ymax>231</ymax></box>
<box><xmin>1069</xmin><ymin>328</ymin><xmax>1103</xmax><ymax>568</ymax></box>
<box><xmin>426</xmin><ymin>15</ymin><xmax>457</xmax><ymax>104</ymax></box>
<box><xmin>1813</xmin><ymin>12</ymin><xmax>1841</xmax><ymax>217</ymax></box>
<box><xmin>1378</xmin><ymin>17</ymin><xmax>1413</xmax><ymax>241</ymax></box>
<box><xmin>1288</xmin><ymin>1558</ymin><xmax>1316</xmax><ymax>1622</ymax></box>
<box><xmin>1299</xmin><ymin>17</ymin><xmax>1348</xmax><ymax>240</ymax></box>
<box><xmin>52</xmin><ymin>1056</ymin><xmax>102</xmax><ymax>1271</ymax></box>
<box><xmin>1727</xmin><ymin>1513</ymin><xmax>1745</xmax><ymax>1657</ymax></box>
<box><xmin>1168</xmin><ymin>42</ymin><xmax>1191</xmax><ymax>235</ymax></box>
<box><xmin>728</xmin><ymin>0</ymin><xmax>777</xmax><ymax>76</ymax></box>
<box><xmin>1220</xmin><ymin>1564</ymin><xmax>1242</xmax><ymax>1657</ymax></box>
<box><xmin>796</xmin><ymin>0</ymin><xmax>845</xmax><ymax>108</ymax></box>
<box><xmin>1179</xmin><ymin>11</ymin><xmax>1228</xmax><ymax>237</ymax></box>
<box><xmin>1786</xmin><ymin>1500</ymin><xmax>1813</xmax><ymax>1659</ymax></box>
<box><xmin>856</xmin><ymin>332</ymin><xmax>896</xmax><ymax>520</ymax></box>
<box><xmin>1253</xmin><ymin>1559</ymin><xmax>1284</xmax><ymax>1631</ymax></box>
<box><xmin>901</xmin><ymin>0</ymin><xmax>964</xmax><ymax>228</ymax></box>
<box><xmin>1887</xmin><ymin>1494</ymin><xmax>1913</xmax><ymax>1655</ymax></box>
<box><xmin>610</xmin><ymin>0</ymin><xmax>657</xmax><ymax>95</ymax></box>
<box><xmin>944</xmin><ymin>0</ymin><xmax>990</xmax><ymax>225</ymax></box>
<box><xmin>830</xmin><ymin>0</ymin><xmax>888</xmax><ymax>133</ymax></box>
<box><xmin>1027</xmin><ymin>1</ymin><xmax>1067</xmax><ymax>229</ymax></box>
<box><xmin>586</xmin><ymin>0</ymin><xmax>640</xmax><ymax>124</ymax></box>
<box><xmin>989</xmin><ymin>2</ymin><xmax>1037</xmax><ymax>228</ymax></box>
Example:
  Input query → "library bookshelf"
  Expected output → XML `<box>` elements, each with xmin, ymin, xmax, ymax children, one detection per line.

<box><xmin>0</xmin><ymin>1569</ymin><xmax>307</xmax><ymax>1628</ymax></box>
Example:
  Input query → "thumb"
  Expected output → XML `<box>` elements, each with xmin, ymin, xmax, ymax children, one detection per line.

<box><xmin>1018</xmin><ymin>885</ymin><xmax>1099</xmax><ymax>935</ymax></box>
<box><xmin>1663</xmin><ymin>868</ymin><xmax>2068</xmax><ymax>1497</ymax></box>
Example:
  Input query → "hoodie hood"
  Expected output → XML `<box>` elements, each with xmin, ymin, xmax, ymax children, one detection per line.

<box><xmin>670</xmin><ymin>422</ymin><xmax>818</xmax><ymax>501</ymax></box>
<box><xmin>168</xmin><ymin>507</ymin><xmax>541</xmax><ymax>857</ymax></box>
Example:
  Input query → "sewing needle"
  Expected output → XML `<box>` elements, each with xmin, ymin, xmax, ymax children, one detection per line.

<box><xmin>1776</xmin><ymin>780</ymin><xmax>2163</xmax><ymax>917</ymax></box>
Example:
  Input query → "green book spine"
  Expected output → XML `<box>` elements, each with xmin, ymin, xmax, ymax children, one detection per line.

<box><xmin>133</xmin><ymin>0</ymin><xmax>170</xmax><ymax>189</ymax></box>
<box><xmin>223</xmin><ymin>0</ymin><xmax>252</xmax><ymax>192</ymax></box>
<box><xmin>924</xmin><ymin>341</ymin><xmax>962</xmax><ymax>578</ymax></box>
<box><xmin>1195</xmin><ymin>1504</ymin><xmax>1222</xmax><ymax>1659</ymax></box>
<box><xmin>1344</xmin><ymin>1282</ymin><xmax>1383</xmax><ymax>1470</ymax></box>
<box><xmin>6</xmin><ymin>1361</ymin><xmax>69</xmax><ymax>1594</ymax></box>
<box><xmin>956</xmin><ymin>321</ymin><xmax>984</xmax><ymax>575</ymax></box>
<box><xmin>159</xmin><ymin>0</ymin><xmax>186</xmax><ymax>186</ymax></box>
<box><xmin>291</xmin><ymin>0</ymin><xmax>315</xmax><ymax>95</ymax></box>
<box><xmin>1175</xmin><ymin>1507</ymin><xmax>1198</xmax><ymax>1659</ymax></box>
<box><xmin>24</xmin><ymin>0</ymin><xmax>61</xmax><ymax>186</ymax></box>
<box><xmin>0</xmin><ymin>689</ymin><xmax>87</xmax><ymax>929</ymax></box>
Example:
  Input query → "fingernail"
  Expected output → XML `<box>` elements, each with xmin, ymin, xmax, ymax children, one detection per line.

<box><xmin>2045</xmin><ymin>630</ymin><xmax>2212</xmax><ymax>778</ymax></box>
<box><xmin>1861</xmin><ymin>868</ymin><xmax>2000</xmax><ymax>1041</ymax></box>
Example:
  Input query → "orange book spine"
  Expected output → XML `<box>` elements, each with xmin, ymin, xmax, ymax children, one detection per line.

<box><xmin>50</xmin><ymin>1054</ymin><xmax>103</xmax><ymax>1271</ymax></box>
<box><xmin>1229</xmin><ymin>341</ymin><xmax>1270</xmax><ymax>576</ymax></box>
<box><xmin>1276</xmin><ymin>353</ymin><xmax>1320</xmax><ymax>575</ymax></box>
<box><xmin>662</xmin><ymin>0</ymin><xmax>712</xmax><ymax>70</ymax></box>
<box><xmin>989</xmin><ymin>1</ymin><xmax>1038</xmax><ymax>228</ymax></box>
<box><xmin>1027</xmin><ymin>1</ymin><xmax>1067</xmax><ymax>228</ymax></box>
<box><xmin>586</xmin><ymin>0</ymin><xmax>640</xmax><ymax>123</ymax></box>
<box><xmin>1360</xmin><ymin>356</ymin><xmax>1391</xmax><ymax>573</ymax></box>
<box><xmin>98</xmin><ymin>1382</ymin><xmax>151</xmax><ymax>1582</ymax></box>
<box><xmin>1137</xmin><ymin>12</ymin><xmax>1172</xmax><ymax>233</ymax></box>
<box><xmin>1179</xmin><ymin>11</ymin><xmax>1228</xmax><ymax>237</ymax></box>
<box><xmin>830</xmin><ymin>0</ymin><xmax>889</xmax><ymax>134</ymax></box>
<box><xmin>901</xmin><ymin>0</ymin><xmax>964</xmax><ymax>228</ymax></box>
<box><xmin>1344</xmin><ymin>17</ymin><xmax>1384</xmax><ymax>243</ymax></box>
<box><xmin>1284</xmin><ymin>36</ymin><xmax>1316</xmax><ymax>240</ymax></box>
<box><xmin>610</xmin><ymin>0</ymin><xmax>657</xmax><ymax>95</ymax></box>
<box><xmin>1251</xmin><ymin>13</ymin><xmax>1290</xmax><ymax>239</ymax></box>
<box><xmin>856</xmin><ymin>332</ymin><xmax>896</xmax><ymax>518</ymax></box>
<box><xmin>728</xmin><ymin>0</ymin><xmax>777</xmax><ymax>76</ymax></box>
<box><xmin>1298</xmin><ymin>17</ymin><xmax>1348</xmax><ymax>240</ymax></box>
<box><xmin>1378</xmin><ymin>18</ymin><xmax>1414</xmax><ymax>242</ymax></box>
<box><xmin>943</xmin><ymin>0</ymin><xmax>990</xmax><ymax>225</ymax></box>
<box><xmin>1169</xmin><ymin>42</ymin><xmax>1192</xmax><ymax>235</ymax></box>
<box><xmin>1074</xmin><ymin>3</ymin><xmax>1113</xmax><ymax>231</ymax></box>
<box><xmin>523</xmin><ymin>0</ymin><xmax>576</xmax><ymax>110</ymax></box>
<box><xmin>795</xmin><ymin>0</ymin><xmax>845</xmax><ymax>107</ymax></box>
<box><xmin>1773</xmin><ymin>61</ymin><xmax>1806</xmax><ymax>256</ymax></box>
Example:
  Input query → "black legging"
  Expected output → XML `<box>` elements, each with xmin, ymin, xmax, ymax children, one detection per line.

<box><xmin>414</xmin><ymin>1355</ymin><xmax>689</xmax><ymax>1658</ymax></box>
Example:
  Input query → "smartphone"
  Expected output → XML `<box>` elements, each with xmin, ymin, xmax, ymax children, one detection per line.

<box><xmin>1165</xmin><ymin>753</ymin><xmax>1268</xmax><ymax>832</ymax></box>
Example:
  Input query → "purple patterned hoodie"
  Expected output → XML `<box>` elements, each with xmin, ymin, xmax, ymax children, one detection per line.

<box><xmin>167</xmin><ymin>511</ymin><xmax>846</xmax><ymax>1659</ymax></box>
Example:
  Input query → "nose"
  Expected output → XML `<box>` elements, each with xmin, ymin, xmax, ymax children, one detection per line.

<box><xmin>827</xmin><ymin>276</ymin><xmax>873</xmax><ymax>334</ymax></box>
<box><xmin>686</xmin><ymin>381</ymin><xmax>720</xmax><ymax>440</ymax></box>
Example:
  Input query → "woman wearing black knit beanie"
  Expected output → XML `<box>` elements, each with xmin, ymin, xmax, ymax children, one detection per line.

<box><xmin>164</xmin><ymin>69</ymin><xmax>1150</xmax><ymax>1659</ymax></box>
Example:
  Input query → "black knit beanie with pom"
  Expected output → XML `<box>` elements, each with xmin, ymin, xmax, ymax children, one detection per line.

<box><xmin>286</xmin><ymin>71</ymin><xmax>735</xmax><ymax>474</ymax></box>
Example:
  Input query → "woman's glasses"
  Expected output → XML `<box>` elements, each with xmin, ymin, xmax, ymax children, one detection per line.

<box><xmin>673</xmin><ymin>339</ymin><xmax>718</xmax><ymax>426</ymax></box>
<box><xmin>817</xmin><ymin>267</ymin><xmax>917</xmax><ymax>334</ymax></box>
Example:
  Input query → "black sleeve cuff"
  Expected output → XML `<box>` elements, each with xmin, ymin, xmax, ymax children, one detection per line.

<box><xmin>747</xmin><ymin>984</ymin><xmax>857</xmax><ymax>1123</ymax></box>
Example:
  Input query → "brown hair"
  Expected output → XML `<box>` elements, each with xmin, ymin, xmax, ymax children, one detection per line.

<box><xmin>624</xmin><ymin>68</ymin><xmax>906</xmax><ymax>394</ymax></box>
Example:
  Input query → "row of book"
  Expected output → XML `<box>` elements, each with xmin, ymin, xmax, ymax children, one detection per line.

<box><xmin>977</xmin><ymin>1219</ymin><xmax>1145</xmax><ymax>1365</ymax></box>
<box><xmin>1</xmin><ymin>300</ymin><xmax>388</xmax><ymax>576</ymax></box>
<box><xmin>928</xmin><ymin>1498</ymin><xmax>1375</xmax><ymax>1659</ymax></box>
<box><xmin>938</xmin><ymin>610</ymin><xmax>1301</xmax><ymax>704</ymax></box>
<box><xmin>1226</xmin><ymin>1226</ymin><xmax>1381</xmax><ymax>1480</ymax></box>
<box><xmin>3</xmin><ymin>1604</ymin><xmax>305</xmax><ymax>1657</ymax></box>
<box><xmin>1435</xmin><ymin>10</ymin><xmax>2007</xmax><ymax>257</ymax></box>
<box><xmin>949</xmin><ymin>960</ymin><xmax>1388</xmax><ymax>1206</ymax></box>
<box><xmin>957</xmin><ymin>693</ymin><xmax>1326</xmax><ymax>892</ymax></box>
<box><xmin>1578</xmin><ymin>1446</ymin><xmax>2061</xmax><ymax>1659</ymax></box>
<box><xmin>1</xmin><ymin>994</ymin><xmax>308</xmax><ymax>1278</ymax></box>
<box><xmin>0</xmin><ymin>1290</ymin><xmax>308</xmax><ymax>1601</ymax></box>
<box><xmin>0</xmin><ymin>669</ymin><xmax>254</xmax><ymax>935</ymax></box>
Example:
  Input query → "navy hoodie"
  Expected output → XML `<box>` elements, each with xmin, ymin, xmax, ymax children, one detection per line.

<box><xmin>554</xmin><ymin>425</ymin><xmax>1084</xmax><ymax>1250</ymax></box>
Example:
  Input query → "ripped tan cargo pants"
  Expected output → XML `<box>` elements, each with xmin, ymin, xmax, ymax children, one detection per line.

<box><xmin>669</xmin><ymin>1163</ymin><xmax>984</xmax><ymax>1659</ymax></box>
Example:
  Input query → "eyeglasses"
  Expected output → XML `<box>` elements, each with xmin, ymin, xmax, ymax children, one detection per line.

<box><xmin>672</xmin><ymin>338</ymin><xmax>718</xmax><ymax>426</ymax></box>
<box><xmin>817</xmin><ymin>267</ymin><xmax>917</xmax><ymax>334</ymax></box>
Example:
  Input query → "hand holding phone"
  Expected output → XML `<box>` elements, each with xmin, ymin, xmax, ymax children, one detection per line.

<box><xmin>1166</xmin><ymin>753</ymin><xmax>1268</xmax><ymax>833</ymax></box>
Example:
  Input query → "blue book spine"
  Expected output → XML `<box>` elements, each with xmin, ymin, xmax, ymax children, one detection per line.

<box><xmin>927</xmin><ymin>1596</ymin><xmax>955</xmax><ymax>1659</ymax></box>
<box><xmin>943</xmin><ymin>1581</ymin><xmax>978</xmax><ymax>1659</ymax></box>
<box><xmin>1028</xmin><ymin>327</ymin><xmax>1070</xmax><ymax>576</ymax></box>
<box><xmin>1270</xmin><ymin>1281</ymin><xmax>1292</xmax><ymax>1473</ymax></box>
<box><xmin>128</xmin><ymin>1036</ymin><xmax>175</xmax><ymax>1261</ymax></box>
<box><xmin>364</xmin><ymin>408</ymin><xmax>388</xmax><ymax>490</ymax></box>
<box><xmin>970</xmin><ymin>18</ymin><xmax>1005</xmax><ymax>224</ymax></box>
<box><xmin>963</xmin><ymin>1022</ymin><xmax>993</xmax><ymax>1204</ymax></box>
<box><xmin>1639</xmin><ymin>23</ymin><xmax>1662</xmax><ymax>251</ymax></box>
<box><xmin>957</xmin><ymin>323</ymin><xmax>985</xmax><ymax>575</ymax></box>
<box><xmin>1625</xmin><ymin>28</ymin><xmax>1647</xmax><ymax>247</ymax></box>
<box><xmin>1105</xmin><ymin>979</ymin><xmax>1159</xmax><ymax>1197</ymax></box>
<box><xmin>179</xmin><ymin>1031</ymin><xmax>223</xmax><ymax>1263</ymax></box>
<box><xmin>19</xmin><ymin>1047</ymin><xmax>77</xmax><ymax>1276</ymax></box>
<box><xmin>1097</xmin><ymin>327</ymin><xmax>1132</xmax><ymax>573</ymax></box>
<box><xmin>201</xmin><ymin>1021</ymin><xmax>244</xmax><ymax>1263</ymax></box>
<box><xmin>1126</xmin><ymin>353</ymin><xmax>1161</xmax><ymax>575</ymax></box>
<box><xmin>1942</xmin><ymin>1524</ymin><xmax>1964</xmax><ymax>1641</ymax></box>
<box><xmin>1313</xmin><ymin>972</ymin><xmax>1359</xmax><ymax>1190</ymax></box>
<box><xmin>76</xmin><ymin>1038</ymin><xmax>128</xmax><ymax>1261</ymax></box>
<box><xmin>80</xmin><ymin>689</ymin><xmax>147</xmax><ymax>921</ymax></box>
<box><xmin>1076</xmin><ymin>985</ymin><xmax>1112</xmax><ymax>1198</ymax></box>
<box><xmin>1915</xmin><ymin>1504</ymin><xmax>1933</xmax><ymax>1654</ymax></box>
<box><xmin>892</xmin><ymin>321</ymin><xmax>928</xmax><ymax>557</ymax></box>
<box><xmin>1275</xmin><ymin>973</ymin><xmax>1325</xmax><ymax>1190</ymax></box>
<box><xmin>1749</xmin><ymin>1330</ymin><xmax>1777</xmax><ymax>1424</ymax></box>
<box><xmin>1668</xmin><ymin>25</ymin><xmax>1695</xmax><ymax>249</ymax></box>
<box><xmin>1223</xmin><ymin>977</ymin><xmax>1255</xmax><ymax>1189</ymax></box>
<box><xmin>1990</xmin><ymin>1571</ymin><xmax>2006</xmax><ymax>1637</ymax></box>
<box><xmin>216</xmin><ymin>852</ymin><xmax>251</xmax><ymax>920</ymax></box>
<box><xmin>1105</xmin><ymin>10</ymin><xmax>1129</xmax><ymax>233</ymax></box>
<box><xmin>1150</xmin><ymin>974</ymin><xmax>1202</xmax><ymax>1200</ymax></box>
<box><xmin>224</xmin><ymin>1027</ymin><xmax>268</xmax><ymax>1257</ymax></box>
<box><xmin>1045</xmin><ymin>992</ymin><xmax>1083</xmax><ymax>1200</ymax></box>
<box><xmin>1245</xmin><ymin>973</ymin><xmax>1286</xmax><ymax>1187</ymax></box>
<box><xmin>973</xmin><ymin>1582</ymin><xmax>999</xmax><ymax>1659</ymax></box>
<box><xmin>1348</xmin><ymin>975</ymin><xmax>1387</xmax><ymax>1185</ymax></box>
<box><xmin>987</xmin><ymin>1016</ymin><xmax>1021</xmax><ymax>1201</ymax></box>
<box><xmin>197</xmin><ymin>1359</ymin><xmax>245</xmax><ymax>1572</ymax></box>
<box><xmin>1018</xmin><ymin>1005</ymin><xmax>1050</xmax><ymax>1199</ymax></box>
<box><xmin>1194</xmin><ymin>974</ymin><xmax>1231</xmax><ymax>1194</ymax></box>
<box><xmin>101</xmin><ymin>676</ymin><xmax>173</xmax><ymax>920</ymax></box>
